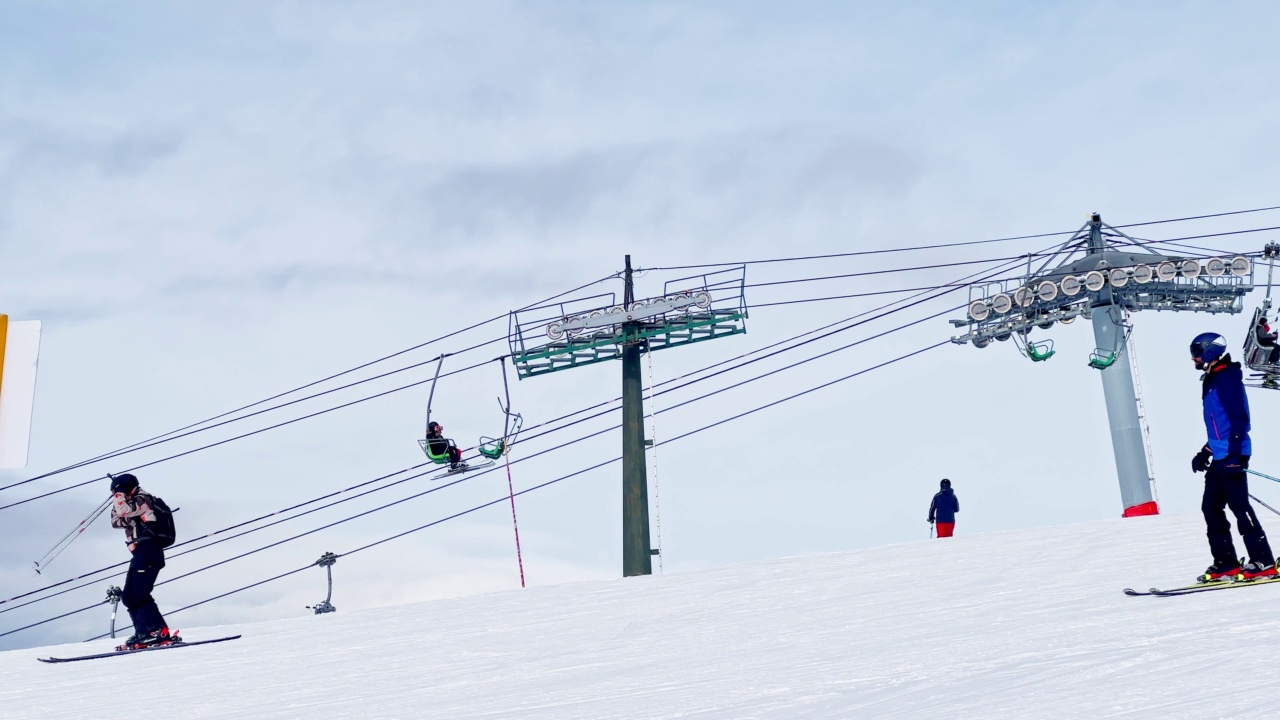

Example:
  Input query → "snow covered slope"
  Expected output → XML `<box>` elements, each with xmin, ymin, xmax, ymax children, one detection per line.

<box><xmin>4</xmin><ymin>513</ymin><xmax>1278</xmax><ymax>719</ymax></box>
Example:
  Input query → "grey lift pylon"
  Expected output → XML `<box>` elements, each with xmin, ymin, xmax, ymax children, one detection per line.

<box><xmin>1083</xmin><ymin>220</ymin><xmax>1155</xmax><ymax>515</ymax></box>
<box><xmin>951</xmin><ymin>213</ymin><xmax>1254</xmax><ymax>516</ymax></box>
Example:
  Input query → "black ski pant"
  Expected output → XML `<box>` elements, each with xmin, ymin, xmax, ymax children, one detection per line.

<box><xmin>122</xmin><ymin>543</ymin><xmax>167</xmax><ymax>636</ymax></box>
<box><xmin>1203</xmin><ymin>461</ymin><xmax>1275</xmax><ymax>567</ymax></box>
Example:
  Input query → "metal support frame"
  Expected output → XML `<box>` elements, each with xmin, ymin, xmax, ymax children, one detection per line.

<box><xmin>105</xmin><ymin>585</ymin><xmax>123</xmax><ymax>638</ymax></box>
<box><xmin>307</xmin><ymin>551</ymin><xmax>338</xmax><ymax>615</ymax></box>
<box><xmin>949</xmin><ymin>212</ymin><xmax>1257</xmax><ymax>516</ymax></box>
<box><xmin>506</xmin><ymin>256</ymin><xmax>748</xmax><ymax>577</ymax></box>
<box><xmin>508</xmin><ymin>269</ymin><xmax>747</xmax><ymax>380</ymax></box>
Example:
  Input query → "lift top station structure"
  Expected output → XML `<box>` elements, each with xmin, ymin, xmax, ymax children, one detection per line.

<box><xmin>508</xmin><ymin>257</ymin><xmax>748</xmax><ymax>576</ymax></box>
<box><xmin>951</xmin><ymin>213</ymin><xmax>1255</xmax><ymax>517</ymax></box>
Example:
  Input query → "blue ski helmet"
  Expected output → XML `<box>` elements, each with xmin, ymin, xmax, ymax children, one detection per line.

<box><xmin>1189</xmin><ymin>332</ymin><xmax>1228</xmax><ymax>366</ymax></box>
<box><xmin>940</xmin><ymin>478</ymin><xmax>951</xmax><ymax>489</ymax></box>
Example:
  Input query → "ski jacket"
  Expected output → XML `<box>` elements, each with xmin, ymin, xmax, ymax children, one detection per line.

<box><xmin>425</xmin><ymin>429</ymin><xmax>451</xmax><ymax>456</ymax></box>
<box><xmin>928</xmin><ymin>488</ymin><xmax>959</xmax><ymax>524</ymax></box>
<box><xmin>111</xmin><ymin>488</ymin><xmax>162</xmax><ymax>553</ymax></box>
<box><xmin>1202</xmin><ymin>356</ymin><xmax>1252</xmax><ymax>461</ymax></box>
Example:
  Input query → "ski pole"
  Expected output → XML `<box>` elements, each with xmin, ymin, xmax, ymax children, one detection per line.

<box><xmin>1248</xmin><ymin>469</ymin><xmax>1280</xmax><ymax>485</ymax></box>
<box><xmin>33</xmin><ymin>496</ymin><xmax>112</xmax><ymax>575</ymax></box>
<box><xmin>1250</xmin><ymin>493</ymin><xmax>1280</xmax><ymax>519</ymax></box>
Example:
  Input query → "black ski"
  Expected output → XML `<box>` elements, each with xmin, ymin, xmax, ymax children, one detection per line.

<box><xmin>38</xmin><ymin>635</ymin><xmax>241</xmax><ymax>663</ymax></box>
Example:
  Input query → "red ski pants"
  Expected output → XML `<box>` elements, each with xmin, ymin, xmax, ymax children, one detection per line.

<box><xmin>935</xmin><ymin>522</ymin><xmax>955</xmax><ymax>538</ymax></box>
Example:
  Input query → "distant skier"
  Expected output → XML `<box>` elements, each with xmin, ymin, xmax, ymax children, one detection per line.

<box><xmin>928</xmin><ymin>479</ymin><xmax>959</xmax><ymax>538</ymax></box>
<box><xmin>1189</xmin><ymin>333</ymin><xmax>1277</xmax><ymax>582</ymax></box>
<box><xmin>426</xmin><ymin>421</ymin><xmax>467</xmax><ymax>470</ymax></box>
<box><xmin>109</xmin><ymin>473</ymin><xmax>177</xmax><ymax>650</ymax></box>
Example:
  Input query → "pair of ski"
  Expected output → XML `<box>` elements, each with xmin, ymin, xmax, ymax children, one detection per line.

<box><xmin>38</xmin><ymin>634</ymin><xmax>241</xmax><ymax>663</ymax></box>
<box><xmin>1124</xmin><ymin>574</ymin><xmax>1280</xmax><ymax>597</ymax></box>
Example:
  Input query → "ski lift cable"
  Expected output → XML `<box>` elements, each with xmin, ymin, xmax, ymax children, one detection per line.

<box><xmin>512</xmin><ymin>248</ymin><xmax>1038</xmax><ymax>439</ymax></box>
<box><xmin>1100</xmin><ymin>233</ymin><xmax>1228</xmax><ymax>258</ymax></box>
<box><xmin>3</xmin><ymin>246</ymin><xmax>1035</xmax><ymax>609</ymax></box>
<box><xmin>19</xmin><ymin>307</ymin><xmax>949</xmax><ymax>637</ymax></box>
<box><xmin>0</xmin><ymin>232</ymin><xmax>1139</xmax><ymax>503</ymax></box>
<box><xmin>18</xmin><ymin>428</ymin><xmax>624</xmax><ymax>641</ymax></box>
<box><xmin>4</xmin><ymin>287</ymin><xmax>959</xmax><ymax>619</ymax></box>
<box><xmin>66</xmin><ymin>339</ymin><xmax>948</xmax><ymax>643</ymax></box>
<box><xmin>0</xmin><ymin>241</ymin><xmax>1057</xmax><ymax>612</ymax></box>
<box><xmin>751</xmin><ymin>278</ymin><xmax>1026</xmax><ymax>309</ymax></box>
<box><xmin>0</xmin><ymin>349</ymin><xmax>507</xmax><ymax>512</ymax></box>
<box><xmin>11</xmin><ymin>218</ymin><xmax>1259</xmax><ymax>500</ymax></box>
<box><xmin>0</xmin><ymin>334</ymin><xmax>504</xmax><ymax>498</ymax></box>
<box><xmin>0</xmin><ymin>236</ymin><xmax>1082</xmax><ymax>623</ymax></box>
<box><xmin>738</xmin><ymin>231</ymin><xmax>1272</xmax><ymax>292</ymax></box>
<box><xmin>17</xmin><ymin>218</ymin><xmax>1275</xmax><ymax>631</ymax></box>
<box><xmin>504</xmin><ymin>293</ymin><xmax>967</xmax><ymax>452</ymax></box>
<box><xmin>0</xmin><ymin>273</ymin><xmax>622</xmax><ymax>495</ymax></box>
<box><xmin>0</xmin><ymin>461</ymin><xmax>443</xmax><ymax>611</ymax></box>
<box><xmin>637</xmin><ymin>205</ymin><xmax>1280</xmax><ymax>271</ymax></box>
<box><xmin>5</xmin><ymin>408</ymin><xmax>627</xmax><ymax>620</ymax></box>
<box><xmin>1</xmin><ymin>324</ymin><xmax>505</xmax><ymax>491</ymax></box>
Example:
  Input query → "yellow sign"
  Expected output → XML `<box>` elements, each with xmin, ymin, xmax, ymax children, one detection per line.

<box><xmin>0</xmin><ymin>315</ymin><xmax>41</xmax><ymax>469</ymax></box>
<box><xmin>0</xmin><ymin>314</ymin><xmax>7</xmax><ymax>406</ymax></box>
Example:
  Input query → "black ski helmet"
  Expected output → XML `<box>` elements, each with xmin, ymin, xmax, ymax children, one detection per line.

<box><xmin>940</xmin><ymin>478</ymin><xmax>951</xmax><ymax>489</ymax></box>
<box><xmin>1189</xmin><ymin>332</ymin><xmax>1228</xmax><ymax>366</ymax></box>
<box><xmin>109</xmin><ymin>473</ymin><xmax>139</xmax><ymax>495</ymax></box>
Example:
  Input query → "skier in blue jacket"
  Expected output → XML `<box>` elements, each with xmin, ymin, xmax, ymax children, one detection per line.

<box><xmin>1190</xmin><ymin>332</ymin><xmax>1276</xmax><ymax>582</ymax></box>
<box><xmin>928</xmin><ymin>479</ymin><xmax>959</xmax><ymax>538</ymax></box>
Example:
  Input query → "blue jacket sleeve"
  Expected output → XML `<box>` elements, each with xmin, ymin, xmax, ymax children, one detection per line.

<box><xmin>952</xmin><ymin>495</ymin><xmax>959</xmax><ymax>514</ymax></box>
<box><xmin>1217</xmin><ymin>378</ymin><xmax>1251</xmax><ymax>456</ymax></box>
<box><xmin>928</xmin><ymin>495</ymin><xmax>937</xmax><ymax>522</ymax></box>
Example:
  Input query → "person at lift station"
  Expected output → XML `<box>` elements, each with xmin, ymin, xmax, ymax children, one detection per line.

<box><xmin>426</xmin><ymin>421</ymin><xmax>466</xmax><ymax>470</ymax></box>
<box><xmin>1189</xmin><ymin>332</ymin><xmax>1278</xmax><ymax>582</ymax></box>
<box><xmin>928</xmin><ymin>479</ymin><xmax>959</xmax><ymax>538</ymax></box>
<box><xmin>110</xmin><ymin>473</ymin><xmax>178</xmax><ymax>650</ymax></box>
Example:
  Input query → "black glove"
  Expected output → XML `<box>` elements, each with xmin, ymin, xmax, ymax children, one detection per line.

<box><xmin>1192</xmin><ymin>447</ymin><xmax>1212</xmax><ymax>473</ymax></box>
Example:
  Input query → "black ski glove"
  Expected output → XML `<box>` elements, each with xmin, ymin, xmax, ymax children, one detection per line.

<box><xmin>1192</xmin><ymin>447</ymin><xmax>1212</xmax><ymax>473</ymax></box>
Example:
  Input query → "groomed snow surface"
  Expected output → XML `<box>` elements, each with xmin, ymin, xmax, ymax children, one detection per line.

<box><xmin>3</xmin><ymin>513</ymin><xmax>1277</xmax><ymax>719</ymax></box>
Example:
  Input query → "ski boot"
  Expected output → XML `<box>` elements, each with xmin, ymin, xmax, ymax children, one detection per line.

<box><xmin>116</xmin><ymin>632</ymin><xmax>145</xmax><ymax>652</ymax></box>
<box><xmin>140</xmin><ymin>627</ymin><xmax>180</xmax><ymax>647</ymax></box>
<box><xmin>1238</xmin><ymin>561</ymin><xmax>1278</xmax><ymax>581</ymax></box>
<box><xmin>1199</xmin><ymin>559</ymin><xmax>1243</xmax><ymax>584</ymax></box>
<box><xmin>118</xmin><ymin>627</ymin><xmax>179</xmax><ymax>651</ymax></box>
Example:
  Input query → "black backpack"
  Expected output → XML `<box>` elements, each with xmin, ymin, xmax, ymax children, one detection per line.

<box><xmin>147</xmin><ymin>495</ymin><xmax>177</xmax><ymax>549</ymax></box>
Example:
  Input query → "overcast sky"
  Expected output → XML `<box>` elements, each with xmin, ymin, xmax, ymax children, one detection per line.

<box><xmin>3</xmin><ymin>1</ymin><xmax>1280</xmax><ymax>650</ymax></box>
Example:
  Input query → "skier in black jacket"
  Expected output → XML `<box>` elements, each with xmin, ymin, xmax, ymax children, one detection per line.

<box><xmin>109</xmin><ymin>473</ymin><xmax>177</xmax><ymax>650</ymax></box>
<box><xmin>928</xmin><ymin>479</ymin><xmax>959</xmax><ymax>538</ymax></box>
<box><xmin>426</xmin><ymin>421</ymin><xmax>466</xmax><ymax>470</ymax></box>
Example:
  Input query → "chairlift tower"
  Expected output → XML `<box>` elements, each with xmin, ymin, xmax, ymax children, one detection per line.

<box><xmin>951</xmin><ymin>213</ymin><xmax>1255</xmax><ymax>516</ymax></box>
<box><xmin>508</xmin><ymin>257</ymin><xmax>748</xmax><ymax>576</ymax></box>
